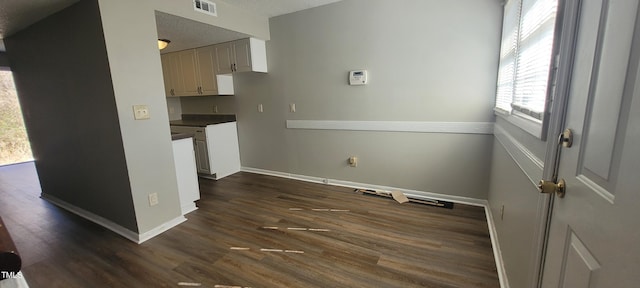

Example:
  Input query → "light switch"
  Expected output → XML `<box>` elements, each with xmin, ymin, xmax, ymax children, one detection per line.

<box><xmin>258</xmin><ymin>104</ymin><xmax>264</xmax><ymax>113</ymax></box>
<box><xmin>290</xmin><ymin>103</ymin><xmax>296</xmax><ymax>113</ymax></box>
<box><xmin>133</xmin><ymin>105</ymin><xmax>150</xmax><ymax>120</ymax></box>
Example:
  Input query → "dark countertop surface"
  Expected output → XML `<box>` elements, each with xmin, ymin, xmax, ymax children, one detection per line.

<box><xmin>171</xmin><ymin>132</ymin><xmax>194</xmax><ymax>141</ymax></box>
<box><xmin>169</xmin><ymin>114</ymin><xmax>236</xmax><ymax>127</ymax></box>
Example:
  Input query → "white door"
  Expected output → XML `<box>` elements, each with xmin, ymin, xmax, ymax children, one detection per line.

<box><xmin>541</xmin><ymin>0</ymin><xmax>640</xmax><ymax>286</ymax></box>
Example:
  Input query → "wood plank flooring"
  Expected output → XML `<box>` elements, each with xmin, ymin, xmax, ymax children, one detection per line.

<box><xmin>0</xmin><ymin>162</ymin><xmax>499</xmax><ymax>287</ymax></box>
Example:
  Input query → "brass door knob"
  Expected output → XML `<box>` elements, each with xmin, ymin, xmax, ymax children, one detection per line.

<box><xmin>537</xmin><ymin>179</ymin><xmax>566</xmax><ymax>198</ymax></box>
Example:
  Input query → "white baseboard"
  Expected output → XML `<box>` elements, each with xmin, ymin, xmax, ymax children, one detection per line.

<box><xmin>241</xmin><ymin>167</ymin><xmax>486</xmax><ymax>206</ymax></box>
<box><xmin>181</xmin><ymin>204</ymin><xmax>198</xmax><ymax>215</ymax></box>
<box><xmin>41</xmin><ymin>193</ymin><xmax>186</xmax><ymax>244</ymax></box>
<box><xmin>484</xmin><ymin>202</ymin><xmax>511</xmax><ymax>288</ymax></box>
<box><xmin>241</xmin><ymin>166</ymin><xmax>509</xmax><ymax>288</ymax></box>
<box><xmin>137</xmin><ymin>216</ymin><xmax>187</xmax><ymax>244</ymax></box>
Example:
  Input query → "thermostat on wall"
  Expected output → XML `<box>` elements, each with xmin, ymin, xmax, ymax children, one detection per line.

<box><xmin>349</xmin><ymin>70</ymin><xmax>368</xmax><ymax>85</ymax></box>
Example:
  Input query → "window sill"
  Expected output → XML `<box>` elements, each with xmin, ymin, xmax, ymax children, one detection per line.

<box><xmin>495</xmin><ymin>110</ymin><xmax>544</xmax><ymax>140</ymax></box>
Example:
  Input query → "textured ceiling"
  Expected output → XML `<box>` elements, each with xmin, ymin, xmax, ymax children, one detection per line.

<box><xmin>155</xmin><ymin>11</ymin><xmax>250</xmax><ymax>54</ymax></box>
<box><xmin>0</xmin><ymin>0</ymin><xmax>79</xmax><ymax>38</ymax></box>
<box><xmin>156</xmin><ymin>0</ymin><xmax>343</xmax><ymax>53</ymax></box>
<box><xmin>0</xmin><ymin>0</ymin><xmax>344</xmax><ymax>52</ymax></box>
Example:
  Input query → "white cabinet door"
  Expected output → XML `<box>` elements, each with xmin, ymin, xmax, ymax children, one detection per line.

<box><xmin>171</xmin><ymin>138</ymin><xmax>200</xmax><ymax>215</ymax></box>
<box><xmin>194</xmin><ymin>138</ymin><xmax>210</xmax><ymax>174</ymax></box>
<box><xmin>177</xmin><ymin>49</ymin><xmax>199</xmax><ymax>96</ymax></box>
<box><xmin>196</xmin><ymin>46</ymin><xmax>218</xmax><ymax>95</ymax></box>
<box><xmin>161</xmin><ymin>53</ymin><xmax>184</xmax><ymax>97</ymax></box>
<box><xmin>214</xmin><ymin>42</ymin><xmax>234</xmax><ymax>74</ymax></box>
<box><xmin>214</xmin><ymin>38</ymin><xmax>267</xmax><ymax>73</ymax></box>
<box><xmin>206</xmin><ymin>122</ymin><xmax>241</xmax><ymax>179</ymax></box>
<box><xmin>232</xmin><ymin>38</ymin><xmax>252</xmax><ymax>72</ymax></box>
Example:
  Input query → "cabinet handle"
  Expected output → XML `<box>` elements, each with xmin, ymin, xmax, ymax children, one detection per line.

<box><xmin>233</xmin><ymin>63</ymin><xmax>237</xmax><ymax>71</ymax></box>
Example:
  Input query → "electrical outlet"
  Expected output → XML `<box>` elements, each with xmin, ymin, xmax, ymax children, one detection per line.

<box><xmin>212</xmin><ymin>105</ymin><xmax>218</xmax><ymax>113</ymax></box>
<box><xmin>133</xmin><ymin>105</ymin><xmax>150</xmax><ymax>120</ymax></box>
<box><xmin>149</xmin><ymin>193</ymin><xmax>159</xmax><ymax>206</ymax></box>
<box><xmin>348</xmin><ymin>156</ymin><xmax>358</xmax><ymax>167</ymax></box>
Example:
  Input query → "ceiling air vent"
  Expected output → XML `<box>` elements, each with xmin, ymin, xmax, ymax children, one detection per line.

<box><xmin>194</xmin><ymin>0</ymin><xmax>217</xmax><ymax>16</ymax></box>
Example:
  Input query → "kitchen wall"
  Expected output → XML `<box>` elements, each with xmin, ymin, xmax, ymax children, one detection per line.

<box><xmin>167</xmin><ymin>97</ymin><xmax>183</xmax><ymax>121</ymax></box>
<box><xmin>97</xmin><ymin>0</ymin><xmax>184</xmax><ymax>234</ymax></box>
<box><xmin>232</xmin><ymin>0</ymin><xmax>503</xmax><ymax>199</ymax></box>
<box><xmin>179</xmin><ymin>96</ymin><xmax>237</xmax><ymax>115</ymax></box>
<box><xmin>5</xmin><ymin>0</ymin><xmax>271</xmax><ymax>239</ymax></box>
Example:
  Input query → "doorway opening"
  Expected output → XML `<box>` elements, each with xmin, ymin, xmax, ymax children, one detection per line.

<box><xmin>0</xmin><ymin>70</ymin><xmax>33</xmax><ymax>166</ymax></box>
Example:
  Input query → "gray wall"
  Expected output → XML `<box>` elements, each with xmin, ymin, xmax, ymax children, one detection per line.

<box><xmin>4</xmin><ymin>0</ymin><xmax>271</xmax><ymax>236</ymax></box>
<box><xmin>488</xmin><ymin>138</ymin><xmax>545</xmax><ymax>287</ymax></box>
<box><xmin>232</xmin><ymin>0</ymin><xmax>503</xmax><ymax>199</ymax></box>
<box><xmin>97</xmin><ymin>0</ymin><xmax>183</xmax><ymax>233</ymax></box>
<box><xmin>488</xmin><ymin>105</ymin><xmax>551</xmax><ymax>285</ymax></box>
<box><xmin>5</xmin><ymin>0</ymin><xmax>138</xmax><ymax>231</ymax></box>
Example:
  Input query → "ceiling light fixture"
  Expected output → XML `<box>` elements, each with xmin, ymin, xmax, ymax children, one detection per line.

<box><xmin>158</xmin><ymin>39</ymin><xmax>171</xmax><ymax>50</ymax></box>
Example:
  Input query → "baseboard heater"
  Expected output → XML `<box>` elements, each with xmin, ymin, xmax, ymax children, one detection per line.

<box><xmin>356</xmin><ymin>189</ymin><xmax>454</xmax><ymax>209</ymax></box>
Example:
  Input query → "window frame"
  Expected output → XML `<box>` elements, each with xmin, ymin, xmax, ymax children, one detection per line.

<box><xmin>494</xmin><ymin>0</ymin><xmax>561</xmax><ymax>140</ymax></box>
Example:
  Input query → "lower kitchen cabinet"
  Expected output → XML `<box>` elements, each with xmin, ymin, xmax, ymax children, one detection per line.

<box><xmin>193</xmin><ymin>129</ymin><xmax>211</xmax><ymax>174</ymax></box>
<box><xmin>205</xmin><ymin>122</ymin><xmax>241</xmax><ymax>179</ymax></box>
<box><xmin>171</xmin><ymin>137</ymin><xmax>200</xmax><ymax>215</ymax></box>
<box><xmin>170</xmin><ymin>122</ymin><xmax>240</xmax><ymax>180</ymax></box>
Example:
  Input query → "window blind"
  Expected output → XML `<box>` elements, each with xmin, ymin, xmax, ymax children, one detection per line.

<box><xmin>495</xmin><ymin>0</ymin><xmax>521</xmax><ymax>113</ymax></box>
<box><xmin>495</xmin><ymin>0</ymin><xmax>558</xmax><ymax>121</ymax></box>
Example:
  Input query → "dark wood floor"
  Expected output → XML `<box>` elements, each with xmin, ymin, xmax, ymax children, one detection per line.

<box><xmin>0</xmin><ymin>162</ymin><xmax>499</xmax><ymax>287</ymax></box>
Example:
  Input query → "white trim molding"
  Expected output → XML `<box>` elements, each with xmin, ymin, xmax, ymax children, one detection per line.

<box><xmin>41</xmin><ymin>193</ymin><xmax>186</xmax><ymax>244</ymax></box>
<box><xmin>241</xmin><ymin>166</ymin><xmax>509</xmax><ymax>287</ymax></box>
<box><xmin>286</xmin><ymin>120</ymin><xmax>495</xmax><ymax>135</ymax></box>
<box><xmin>484</xmin><ymin>201</ymin><xmax>511</xmax><ymax>288</ymax></box>
<box><xmin>493</xmin><ymin>124</ymin><xmax>544</xmax><ymax>187</ymax></box>
<box><xmin>137</xmin><ymin>216</ymin><xmax>187</xmax><ymax>244</ymax></box>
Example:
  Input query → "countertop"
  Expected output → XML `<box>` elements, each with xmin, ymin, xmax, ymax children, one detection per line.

<box><xmin>171</xmin><ymin>132</ymin><xmax>194</xmax><ymax>141</ymax></box>
<box><xmin>170</xmin><ymin>114</ymin><xmax>236</xmax><ymax>127</ymax></box>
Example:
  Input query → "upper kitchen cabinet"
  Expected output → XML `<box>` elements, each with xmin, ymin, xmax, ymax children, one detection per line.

<box><xmin>178</xmin><ymin>49</ymin><xmax>200</xmax><ymax>96</ymax></box>
<box><xmin>161</xmin><ymin>47</ymin><xmax>234</xmax><ymax>97</ymax></box>
<box><xmin>196</xmin><ymin>46</ymin><xmax>218</xmax><ymax>95</ymax></box>
<box><xmin>215</xmin><ymin>38</ymin><xmax>267</xmax><ymax>74</ymax></box>
<box><xmin>161</xmin><ymin>53</ymin><xmax>185</xmax><ymax>97</ymax></box>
